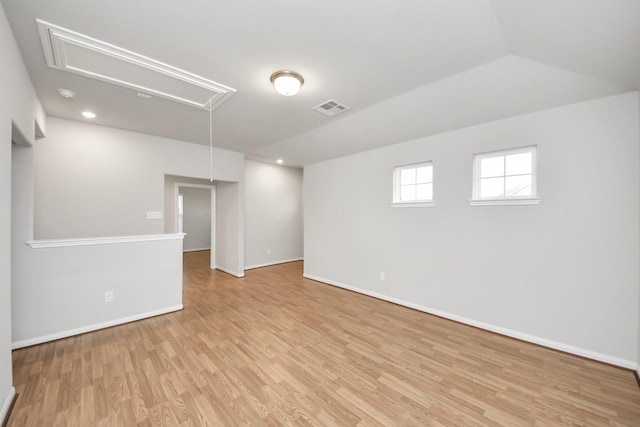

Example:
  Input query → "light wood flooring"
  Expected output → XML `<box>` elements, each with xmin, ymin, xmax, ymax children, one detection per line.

<box><xmin>7</xmin><ymin>250</ymin><xmax>640</xmax><ymax>425</ymax></box>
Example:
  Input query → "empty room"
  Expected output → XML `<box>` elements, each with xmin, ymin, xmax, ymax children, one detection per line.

<box><xmin>1</xmin><ymin>0</ymin><xmax>640</xmax><ymax>425</ymax></box>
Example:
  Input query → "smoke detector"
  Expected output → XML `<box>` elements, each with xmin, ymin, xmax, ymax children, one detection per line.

<box><xmin>58</xmin><ymin>88</ymin><xmax>76</xmax><ymax>99</ymax></box>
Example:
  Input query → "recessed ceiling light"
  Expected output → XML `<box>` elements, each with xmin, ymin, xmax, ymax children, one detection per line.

<box><xmin>82</xmin><ymin>111</ymin><xmax>96</xmax><ymax>119</ymax></box>
<box><xmin>270</xmin><ymin>71</ymin><xmax>304</xmax><ymax>96</ymax></box>
<box><xmin>276</xmin><ymin>159</ymin><xmax>284</xmax><ymax>164</ymax></box>
<box><xmin>58</xmin><ymin>88</ymin><xmax>75</xmax><ymax>99</ymax></box>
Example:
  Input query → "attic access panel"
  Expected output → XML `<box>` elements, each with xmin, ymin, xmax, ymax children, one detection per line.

<box><xmin>37</xmin><ymin>19</ymin><xmax>235</xmax><ymax>110</ymax></box>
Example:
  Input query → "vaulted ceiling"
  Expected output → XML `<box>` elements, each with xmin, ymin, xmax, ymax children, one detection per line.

<box><xmin>3</xmin><ymin>0</ymin><xmax>639</xmax><ymax>165</ymax></box>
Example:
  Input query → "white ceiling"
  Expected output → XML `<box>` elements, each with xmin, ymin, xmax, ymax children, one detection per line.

<box><xmin>2</xmin><ymin>0</ymin><xmax>639</xmax><ymax>166</ymax></box>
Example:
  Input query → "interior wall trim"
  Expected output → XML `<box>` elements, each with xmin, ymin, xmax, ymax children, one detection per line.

<box><xmin>27</xmin><ymin>233</ymin><xmax>185</xmax><ymax>249</ymax></box>
<box><xmin>214</xmin><ymin>265</ymin><xmax>245</xmax><ymax>278</ymax></box>
<box><xmin>11</xmin><ymin>305</ymin><xmax>183</xmax><ymax>350</ymax></box>
<box><xmin>302</xmin><ymin>273</ymin><xmax>638</xmax><ymax>371</ymax></box>
<box><xmin>245</xmin><ymin>258</ymin><xmax>304</xmax><ymax>270</ymax></box>
<box><xmin>0</xmin><ymin>387</ymin><xmax>16</xmax><ymax>426</ymax></box>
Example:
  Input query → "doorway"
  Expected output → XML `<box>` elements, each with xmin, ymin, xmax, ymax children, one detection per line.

<box><xmin>175</xmin><ymin>183</ymin><xmax>216</xmax><ymax>270</ymax></box>
<box><xmin>164</xmin><ymin>174</ymin><xmax>244</xmax><ymax>277</ymax></box>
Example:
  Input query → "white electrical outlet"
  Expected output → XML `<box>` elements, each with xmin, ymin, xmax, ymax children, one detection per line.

<box><xmin>105</xmin><ymin>291</ymin><xmax>114</xmax><ymax>302</ymax></box>
<box><xmin>379</xmin><ymin>272</ymin><xmax>385</xmax><ymax>280</ymax></box>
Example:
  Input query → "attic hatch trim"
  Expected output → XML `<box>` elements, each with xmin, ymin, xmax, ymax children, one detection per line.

<box><xmin>313</xmin><ymin>99</ymin><xmax>350</xmax><ymax>117</ymax></box>
<box><xmin>36</xmin><ymin>19</ymin><xmax>236</xmax><ymax>110</ymax></box>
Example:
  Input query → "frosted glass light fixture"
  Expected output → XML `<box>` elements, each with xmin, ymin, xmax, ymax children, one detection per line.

<box><xmin>270</xmin><ymin>70</ymin><xmax>304</xmax><ymax>96</ymax></box>
<box><xmin>82</xmin><ymin>111</ymin><xmax>96</xmax><ymax>119</ymax></box>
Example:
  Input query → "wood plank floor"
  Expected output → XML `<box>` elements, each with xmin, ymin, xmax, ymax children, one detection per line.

<box><xmin>7</xmin><ymin>250</ymin><xmax>640</xmax><ymax>426</ymax></box>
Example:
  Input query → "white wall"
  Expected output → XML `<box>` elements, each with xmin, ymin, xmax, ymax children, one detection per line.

<box><xmin>216</xmin><ymin>181</ymin><xmax>245</xmax><ymax>277</ymax></box>
<box><xmin>245</xmin><ymin>160</ymin><xmax>303</xmax><ymax>268</ymax></box>
<box><xmin>11</xmin><ymin>117</ymin><xmax>246</xmax><ymax>344</ymax></box>
<box><xmin>11</xmin><ymin>117</ymin><xmax>185</xmax><ymax>350</ymax></box>
<box><xmin>34</xmin><ymin>117</ymin><xmax>245</xmax><ymax>275</ymax></box>
<box><xmin>0</xmin><ymin>121</ymin><xmax>11</xmax><ymax>423</ymax></box>
<box><xmin>12</xmin><ymin>235</ymin><xmax>184</xmax><ymax>347</ymax></box>
<box><xmin>0</xmin><ymin>2</ymin><xmax>45</xmax><ymax>422</ymax></box>
<box><xmin>34</xmin><ymin>117</ymin><xmax>244</xmax><ymax>239</ymax></box>
<box><xmin>181</xmin><ymin>187</ymin><xmax>211</xmax><ymax>251</ymax></box>
<box><xmin>304</xmin><ymin>92</ymin><xmax>640</xmax><ymax>367</ymax></box>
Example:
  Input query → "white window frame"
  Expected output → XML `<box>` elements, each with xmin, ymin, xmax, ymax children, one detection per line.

<box><xmin>390</xmin><ymin>161</ymin><xmax>435</xmax><ymax>208</ymax></box>
<box><xmin>469</xmin><ymin>146</ymin><xmax>540</xmax><ymax>206</ymax></box>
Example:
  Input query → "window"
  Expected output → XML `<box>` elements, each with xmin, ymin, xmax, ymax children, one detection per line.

<box><xmin>391</xmin><ymin>162</ymin><xmax>434</xmax><ymax>207</ymax></box>
<box><xmin>470</xmin><ymin>146</ymin><xmax>539</xmax><ymax>205</ymax></box>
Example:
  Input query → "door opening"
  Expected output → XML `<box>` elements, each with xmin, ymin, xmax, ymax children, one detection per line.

<box><xmin>175</xmin><ymin>183</ymin><xmax>216</xmax><ymax>270</ymax></box>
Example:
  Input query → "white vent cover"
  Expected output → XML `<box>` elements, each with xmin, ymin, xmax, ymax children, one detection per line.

<box><xmin>36</xmin><ymin>20</ymin><xmax>236</xmax><ymax>110</ymax></box>
<box><xmin>313</xmin><ymin>99</ymin><xmax>350</xmax><ymax>117</ymax></box>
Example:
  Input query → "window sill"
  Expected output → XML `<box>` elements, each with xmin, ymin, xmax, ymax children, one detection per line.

<box><xmin>390</xmin><ymin>201</ymin><xmax>435</xmax><ymax>208</ymax></box>
<box><xmin>468</xmin><ymin>198</ymin><xmax>540</xmax><ymax>206</ymax></box>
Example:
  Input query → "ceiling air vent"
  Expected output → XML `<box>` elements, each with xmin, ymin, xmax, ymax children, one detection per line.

<box><xmin>313</xmin><ymin>99</ymin><xmax>350</xmax><ymax>117</ymax></box>
<box><xmin>36</xmin><ymin>19</ymin><xmax>235</xmax><ymax>110</ymax></box>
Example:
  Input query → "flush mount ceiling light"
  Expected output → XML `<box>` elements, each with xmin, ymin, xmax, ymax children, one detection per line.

<box><xmin>270</xmin><ymin>70</ymin><xmax>304</xmax><ymax>96</ymax></box>
<box><xmin>82</xmin><ymin>111</ymin><xmax>96</xmax><ymax>119</ymax></box>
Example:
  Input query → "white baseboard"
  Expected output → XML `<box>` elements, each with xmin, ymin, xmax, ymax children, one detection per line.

<box><xmin>11</xmin><ymin>305</ymin><xmax>184</xmax><ymax>349</ymax></box>
<box><xmin>183</xmin><ymin>247</ymin><xmax>211</xmax><ymax>253</ymax></box>
<box><xmin>0</xmin><ymin>386</ymin><xmax>16</xmax><ymax>425</ymax></box>
<box><xmin>245</xmin><ymin>258</ymin><xmax>303</xmax><ymax>270</ymax></box>
<box><xmin>303</xmin><ymin>274</ymin><xmax>638</xmax><ymax>371</ymax></box>
<box><xmin>214</xmin><ymin>265</ymin><xmax>245</xmax><ymax>278</ymax></box>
